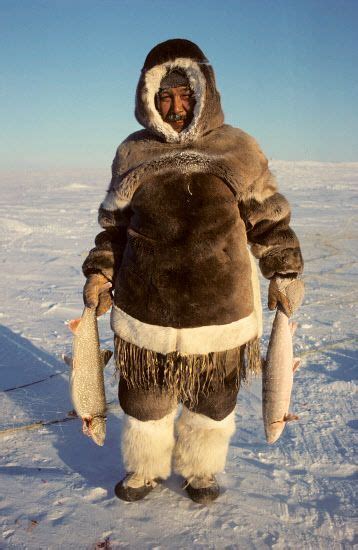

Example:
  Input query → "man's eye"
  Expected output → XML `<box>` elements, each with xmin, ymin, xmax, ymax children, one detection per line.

<box><xmin>160</xmin><ymin>95</ymin><xmax>170</xmax><ymax>101</ymax></box>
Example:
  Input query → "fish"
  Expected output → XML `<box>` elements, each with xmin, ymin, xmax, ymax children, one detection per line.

<box><xmin>262</xmin><ymin>308</ymin><xmax>300</xmax><ymax>444</ymax></box>
<box><xmin>64</xmin><ymin>302</ymin><xmax>112</xmax><ymax>446</ymax></box>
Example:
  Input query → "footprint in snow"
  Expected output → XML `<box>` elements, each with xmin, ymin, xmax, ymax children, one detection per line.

<box><xmin>47</xmin><ymin>510</ymin><xmax>68</xmax><ymax>525</ymax></box>
<box><xmin>83</xmin><ymin>487</ymin><xmax>108</xmax><ymax>503</ymax></box>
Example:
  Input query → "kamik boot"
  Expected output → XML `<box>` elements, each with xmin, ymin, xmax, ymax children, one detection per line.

<box><xmin>115</xmin><ymin>411</ymin><xmax>175</xmax><ymax>502</ymax></box>
<box><xmin>174</xmin><ymin>407</ymin><xmax>235</xmax><ymax>504</ymax></box>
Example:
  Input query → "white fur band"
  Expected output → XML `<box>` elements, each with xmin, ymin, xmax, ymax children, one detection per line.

<box><xmin>101</xmin><ymin>194</ymin><xmax>129</xmax><ymax>212</ymax></box>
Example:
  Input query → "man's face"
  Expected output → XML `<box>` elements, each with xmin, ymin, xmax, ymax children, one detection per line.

<box><xmin>157</xmin><ymin>86</ymin><xmax>195</xmax><ymax>133</ymax></box>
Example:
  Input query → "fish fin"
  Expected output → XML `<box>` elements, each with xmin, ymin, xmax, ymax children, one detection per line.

<box><xmin>82</xmin><ymin>417</ymin><xmax>92</xmax><ymax>436</ymax></box>
<box><xmin>293</xmin><ymin>358</ymin><xmax>301</xmax><ymax>373</ymax></box>
<box><xmin>100</xmin><ymin>349</ymin><xmax>113</xmax><ymax>367</ymax></box>
<box><xmin>284</xmin><ymin>413</ymin><xmax>299</xmax><ymax>422</ymax></box>
<box><xmin>68</xmin><ymin>318</ymin><xmax>82</xmax><ymax>334</ymax></box>
<box><xmin>289</xmin><ymin>321</ymin><xmax>298</xmax><ymax>336</ymax></box>
<box><xmin>63</xmin><ymin>354</ymin><xmax>73</xmax><ymax>368</ymax></box>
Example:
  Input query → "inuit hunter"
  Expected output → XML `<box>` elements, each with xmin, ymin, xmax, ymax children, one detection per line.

<box><xmin>82</xmin><ymin>39</ymin><xmax>304</xmax><ymax>504</ymax></box>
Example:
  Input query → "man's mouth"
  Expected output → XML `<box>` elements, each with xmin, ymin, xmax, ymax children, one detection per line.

<box><xmin>167</xmin><ymin>114</ymin><xmax>186</xmax><ymax>122</ymax></box>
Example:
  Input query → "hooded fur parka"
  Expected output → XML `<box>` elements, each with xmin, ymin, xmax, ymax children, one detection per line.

<box><xmin>82</xmin><ymin>39</ymin><xmax>303</xmax><ymax>411</ymax></box>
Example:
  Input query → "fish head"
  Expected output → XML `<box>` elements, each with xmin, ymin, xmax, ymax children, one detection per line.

<box><xmin>265</xmin><ymin>421</ymin><xmax>285</xmax><ymax>444</ymax></box>
<box><xmin>90</xmin><ymin>416</ymin><xmax>106</xmax><ymax>446</ymax></box>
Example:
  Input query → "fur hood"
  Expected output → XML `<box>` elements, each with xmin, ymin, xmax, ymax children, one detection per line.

<box><xmin>134</xmin><ymin>38</ymin><xmax>224</xmax><ymax>144</ymax></box>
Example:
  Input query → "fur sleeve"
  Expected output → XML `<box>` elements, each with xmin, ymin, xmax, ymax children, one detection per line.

<box><xmin>82</xmin><ymin>149</ymin><xmax>131</xmax><ymax>281</ymax></box>
<box><xmin>82</xmin><ymin>226</ymin><xmax>128</xmax><ymax>282</ymax></box>
<box><xmin>239</xmin><ymin>187</ymin><xmax>304</xmax><ymax>279</ymax></box>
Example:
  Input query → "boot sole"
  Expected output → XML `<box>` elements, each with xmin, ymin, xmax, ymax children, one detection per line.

<box><xmin>185</xmin><ymin>483</ymin><xmax>220</xmax><ymax>504</ymax></box>
<box><xmin>114</xmin><ymin>479</ymin><xmax>160</xmax><ymax>502</ymax></box>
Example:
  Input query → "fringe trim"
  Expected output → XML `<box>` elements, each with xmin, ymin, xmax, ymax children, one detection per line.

<box><xmin>114</xmin><ymin>336</ymin><xmax>262</xmax><ymax>406</ymax></box>
<box><xmin>243</xmin><ymin>337</ymin><xmax>262</xmax><ymax>378</ymax></box>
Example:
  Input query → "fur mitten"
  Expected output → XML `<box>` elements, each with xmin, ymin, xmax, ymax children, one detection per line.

<box><xmin>83</xmin><ymin>273</ymin><xmax>112</xmax><ymax>316</ymax></box>
<box><xmin>268</xmin><ymin>276</ymin><xmax>304</xmax><ymax>317</ymax></box>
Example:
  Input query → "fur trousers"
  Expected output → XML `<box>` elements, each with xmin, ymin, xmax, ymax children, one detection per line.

<box><xmin>121</xmin><ymin>406</ymin><xmax>236</xmax><ymax>480</ymax></box>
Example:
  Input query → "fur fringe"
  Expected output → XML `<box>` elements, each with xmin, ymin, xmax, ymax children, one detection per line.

<box><xmin>114</xmin><ymin>336</ymin><xmax>261</xmax><ymax>406</ymax></box>
<box><xmin>242</xmin><ymin>337</ymin><xmax>262</xmax><ymax>378</ymax></box>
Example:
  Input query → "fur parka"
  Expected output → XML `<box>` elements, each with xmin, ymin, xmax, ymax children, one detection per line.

<box><xmin>82</xmin><ymin>39</ymin><xmax>303</xmax><ymax>403</ymax></box>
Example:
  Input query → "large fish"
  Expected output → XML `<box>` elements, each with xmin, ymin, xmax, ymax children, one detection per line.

<box><xmin>64</xmin><ymin>304</ymin><xmax>112</xmax><ymax>446</ymax></box>
<box><xmin>262</xmin><ymin>308</ymin><xmax>300</xmax><ymax>444</ymax></box>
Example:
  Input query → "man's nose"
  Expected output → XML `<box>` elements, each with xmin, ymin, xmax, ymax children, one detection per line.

<box><xmin>172</xmin><ymin>94</ymin><xmax>183</xmax><ymax>113</ymax></box>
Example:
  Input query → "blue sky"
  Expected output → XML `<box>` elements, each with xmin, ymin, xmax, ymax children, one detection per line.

<box><xmin>1</xmin><ymin>0</ymin><xmax>357</xmax><ymax>170</ymax></box>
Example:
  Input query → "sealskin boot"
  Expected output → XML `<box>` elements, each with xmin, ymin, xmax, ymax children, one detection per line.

<box><xmin>184</xmin><ymin>475</ymin><xmax>220</xmax><ymax>504</ymax></box>
<box><xmin>114</xmin><ymin>473</ymin><xmax>159</xmax><ymax>502</ymax></box>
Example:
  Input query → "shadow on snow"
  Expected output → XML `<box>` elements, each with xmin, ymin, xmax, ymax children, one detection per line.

<box><xmin>0</xmin><ymin>324</ymin><xmax>124</xmax><ymax>492</ymax></box>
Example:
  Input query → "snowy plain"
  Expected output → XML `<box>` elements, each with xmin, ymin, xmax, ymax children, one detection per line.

<box><xmin>0</xmin><ymin>161</ymin><xmax>357</xmax><ymax>549</ymax></box>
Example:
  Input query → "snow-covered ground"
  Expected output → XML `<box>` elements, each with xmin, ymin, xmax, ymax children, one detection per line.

<box><xmin>0</xmin><ymin>161</ymin><xmax>357</xmax><ymax>549</ymax></box>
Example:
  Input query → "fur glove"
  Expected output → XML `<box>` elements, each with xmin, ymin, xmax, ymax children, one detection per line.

<box><xmin>83</xmin><ymin>273</ymin><xmax>112</xmax><ymax>317</ymax></box>
<box><xmin>268</xmin><ymin>276</ymin><xmax>304</xmax><ymax>317</ymax></box>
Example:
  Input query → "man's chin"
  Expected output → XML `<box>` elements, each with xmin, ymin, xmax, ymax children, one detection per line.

<box><xmin>168</xmin><ymin>120</ymin><xmax>186</xmax><ymax>133</ymax></box>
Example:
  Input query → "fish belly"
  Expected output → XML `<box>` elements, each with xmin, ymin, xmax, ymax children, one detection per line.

<box><xmin>70</xmin><ymin>359</ymin><xmax>106</xmax><ymax>418</ymax></box>
<box><xmin>263</xmin><ymin>310</ymin><xmax>293</xmax><ymax>443</ymax></box>
<box><xmin>70</xmin><ymin>310</ymin><xmax>106</xmax><ymax>419</ymax></box>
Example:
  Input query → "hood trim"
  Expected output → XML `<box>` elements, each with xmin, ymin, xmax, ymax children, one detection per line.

<box><xmin>141</xmin><ymin>58</ymin><xmax>207</xmax><ymax>144</ymax></box>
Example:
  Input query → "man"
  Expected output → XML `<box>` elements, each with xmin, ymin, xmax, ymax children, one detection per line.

<box><xmin>155</xmin><ymin>73</ymin><xmax>196</xmax><ymax>132</ymax></box>
<box><xmin>82</xmin><ymin>39</ymin><xmax>304</xmax><ymax>504</ymax></box>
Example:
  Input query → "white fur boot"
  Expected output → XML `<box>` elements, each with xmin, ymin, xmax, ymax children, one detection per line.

<box><xmin>173</xmin><ymin>407</ymin><xmax>236</xmax><ymax>503</ymax></box>
<box><xmin>121</xmin><ymin>410</ymin><xmax>176</xmax><ymax>480</ymax></box>
<box><xmin>115</xmin><ymin>410</ymin><xmax>176</xmax><ymax>501</ymax></box>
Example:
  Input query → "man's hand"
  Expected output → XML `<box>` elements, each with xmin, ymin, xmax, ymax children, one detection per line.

<box><xmin>83</xmin><ymin>273</ymin><xmax>112</xmax><ymax>317</ymax></box>
<box><xmin>268</xmin><ymin>276</ymin><xmax>304</xmax><ymax>317</ymax></box>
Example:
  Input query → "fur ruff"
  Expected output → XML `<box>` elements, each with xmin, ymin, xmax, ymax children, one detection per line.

<box><xmin>141</xmin><ymin>58</ymin><xmax>207</xmax><ymax>144</ymax></box>
<box><xmin>121</xmin><ymin>411</ymin><xmax>176</xmax><ymax>480</ymax></box>
<box><xmin>135</xmin><ymin>38</ymin><xmax>224</xmax><ymax>144</ymax></box>
<box><xmin>114</xmin><ymin>336</ymin><xmax>262</xmax><ymax>407</ymax></box>
<box><xmin>173</xmin><ymin>407</ymin><xmax>236</xmax><ymax>478</ymax></box>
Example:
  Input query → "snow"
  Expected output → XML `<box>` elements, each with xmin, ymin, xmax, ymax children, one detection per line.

<box><xmin>0</xmin><ymin>161</ymin><xmax>357</xmax><ymax>549</ymax></box>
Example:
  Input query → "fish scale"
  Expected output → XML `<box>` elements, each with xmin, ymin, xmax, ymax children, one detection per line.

<box><xmin>263</xmin><ymin>308</ymin><xmax>300</xmax><ymax>444</ymax></box>
<box><xmin>65</xmin><ymin>306</ymin><xmax>112</xmax><ymax>446</ymax></box>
